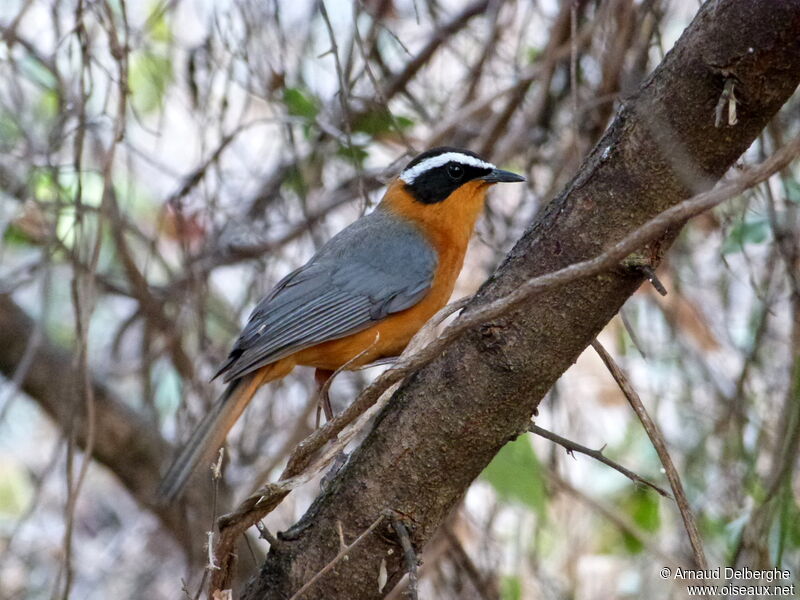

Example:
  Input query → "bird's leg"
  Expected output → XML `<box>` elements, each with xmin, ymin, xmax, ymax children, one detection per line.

<box><xmin>314</xmin><ymin>368</ymin><xmax>335</xmax><ymax>426</ymax></box>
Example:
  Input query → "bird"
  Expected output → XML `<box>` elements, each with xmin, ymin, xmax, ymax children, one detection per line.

<box><xmin>158</xmin><ymin>147</ymin><xmax>525</xmax><ymax>501</ymax></box>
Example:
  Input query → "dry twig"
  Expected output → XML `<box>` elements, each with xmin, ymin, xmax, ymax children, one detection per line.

<box><xmin>590</xmin><ymin>340</ymin><xmax>708</xmax><ymax>570</ymax></box>
<box><xmin>390</xmin><ymin>514</ymin><xmax>420</xmax><ymax>600</ymax></box>
<box><xmin>286</xmin><ymin>512</ymin><xmax>388</xmax><ymax>600</ymax></box>
<box><xmin>529</xmin><ymin>423</ymin><xmax>672</xmax><ymax>498</ymax></box>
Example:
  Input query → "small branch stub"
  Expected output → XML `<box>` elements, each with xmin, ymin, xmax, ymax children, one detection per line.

<box><xmin>715</xmin><ymin>77</ymin><xmax>738</xmax><ymax>128</ymax></box>
<box><xmin>390</xmin><ymin>512</ymin><xmax>420</xmax><ymax>600</ymax></box>
<box><xmin>621</xmin><ymin>253</ymin><xmax>668</xmax><ymax>296</ymax></box>
<box><xmin>206</xmin><ymin>531</ymin><xmax>220</xmax><ymax>571</ymax></box>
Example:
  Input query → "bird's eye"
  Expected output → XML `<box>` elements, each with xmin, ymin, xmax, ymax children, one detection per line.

<box><xmin>447</xmin><ymin>163</ymin><xmax>464</xmax><ymax>180</ymax></box>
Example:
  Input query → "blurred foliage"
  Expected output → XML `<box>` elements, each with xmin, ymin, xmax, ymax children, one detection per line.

<box><xmin>283</xmin><ymin>87</ymin><xmax>319</xmax><ymax>121</ymax></box>
<box><xmin>0</xmin><ymin>462</ymin><xmax>32</xmax><ymax>520</ymax></box>
<box><xmin>620</xmin><ymin>488</ymin><xmax>661</xmax><ymax>554</ymax></box>
<box><xmin>722</xmin><ymin>216</ymin><xmax>770</xmax><ymax>255</ymax></box>
<box><xmin>482</xmin><ymin>435</ymin><xmax>547</xmax><ymax>517</ymax></box>
<box><xmin>129</xmin><ymin>5</ymin><xmax>174</xmax><ymax>113</ymax></box>
<box><xmin>500</xmin><ymin>574</ymin><xmax>522</xmax><ymax>600</ymax></box>
<box><xmin>352</xmin><ymin>108</ymin><xmax>413</xmax><ymax>137</ymax></box>
<box><xmin>130</xmin><ymin>50</ymin><xmax>173</xmax><ymax>113</ymax></box>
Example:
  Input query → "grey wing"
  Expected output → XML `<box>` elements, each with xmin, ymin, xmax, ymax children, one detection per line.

<box><xmin>215</xmin><ymin>210</ymin><xmax>437</xmax><ymax>382</ymax></box>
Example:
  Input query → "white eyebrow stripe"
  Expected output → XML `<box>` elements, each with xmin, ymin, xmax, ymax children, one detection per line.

<box><xmin>400</xmin><ymin>152</ymin><xmax>495</xmax><ymax>184</ymax></box>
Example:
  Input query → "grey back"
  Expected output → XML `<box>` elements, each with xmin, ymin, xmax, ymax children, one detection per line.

<box><xmin>216</xmin><ymin>208</ymin><xmax>437</xmax><ymax>382</ymax></box>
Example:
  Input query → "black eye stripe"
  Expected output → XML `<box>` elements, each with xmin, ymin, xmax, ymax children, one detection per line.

<box><xmin>401</xmin><ymin>148</ymin><xmax>494</xmax><ymax>204</ymax></box>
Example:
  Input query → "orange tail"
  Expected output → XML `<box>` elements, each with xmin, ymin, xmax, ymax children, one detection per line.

<box><xmin>157</xmin><ymin>362</ymin><xmax>289</xmax><ymax>502</ymax></box>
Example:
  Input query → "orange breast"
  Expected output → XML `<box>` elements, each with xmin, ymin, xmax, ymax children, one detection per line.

<box><xmin>292</xmin><ymin>179</ymin><xmax>490</xmax><ymax>370</ymax></box>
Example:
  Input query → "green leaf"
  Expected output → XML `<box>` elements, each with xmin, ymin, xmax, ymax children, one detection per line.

<box><xmin>146</xmin><ymin>3</ymin><xmax>173</xmax><ymax>43</ymax></box>
<box><xmin>722</xmin><ymin>217</ymin><xmax>770</xmax><ymax>254</ymax></box>
<box><xmin>620</xmin><ymin>487</ymin><xmax>661</xmax><ymax>553</ymax></box>
<box><xmin>30</xmin><ymin>168</ymin><xmax>59</xmax><ymax>202</ymax></box>
<box><xmin>130</xmin><ymin>51</ymin><xmax>173</xmax><ymax>114</ymax></box>
<box><xmin>3</xmin><ymin>225</ymin><xmax>32</xmax><ymax>247</ymax></box>
<box><xmin>500</xmin><ymin>575</ymin><xmax>522</xmax><ymax>600</ymax></box>
<box><xmin>154</xmin><ymin>361</ymin><xmax>182</xmax><ymax>417</ymax></box>
<box><xmin>353</xmin><ymin>109</ymin><xmax>413</xmax><ymax>136</ymax></box>
<box><xmin>787</xmin><ymin>496</ymin><xmax>800</xmax><ymax>548</ymax></box>
<box><xmin>698</xmin><ymin>513</ymin><xmax>726</xmax><ymax>541</ymax></box>
<box><xmin>630</xmin><ymin>488</ymin><xmax>660</xmax><ymax>531</ymax></box>
<box><xmin>0</xmin><ymin>462</ymin><xmax>32</xmax><ymax>518</ymax></box>
<box><xmin>481</xmin><ymin>435</ymin><xmax>547</xmax><ymax>516</ymax></box>
<box><xmin>336</xmin><ymin>143</ymin><xmax>368</xmax><ymax>166</ymax></box>
<box><xmin>526</xmin><ymin>46</ymin><xmax>543</xmax><ymax>62</ymax></box>
<box><xmin>20</xmin><ymin>55</ymin><xmax>57</xmax><ymax>89</ymax></box>
<box><xmin>35</xmin><ymin>89</ymin><xmax>60</xmax><ymax>122</ymax></box>
<box><xmin>283</xmin><ymin>87</ymin><xmax>319</xmax><ymax>121</ymax></box>
<box><xmin>724</xmin><ymin>512</ymin><xmax>750</xmax><ymax>553</ymax></box>
<box><xmin>284</xmin><ymin>165</ymin><xmax>307</xmax><ymax>196</ymax></box>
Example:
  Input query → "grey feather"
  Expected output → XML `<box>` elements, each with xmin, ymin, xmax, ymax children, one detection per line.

<box><xmin>216</xmin><ymin>208</ymin><xmax>437</xmax><ymax>381</ymax></box>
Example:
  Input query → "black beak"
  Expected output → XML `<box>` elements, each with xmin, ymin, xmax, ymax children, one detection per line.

<box><xmin>480</xmin><ymin>168</ymin><xmax>526</xmax><ymax>184</ymax></box>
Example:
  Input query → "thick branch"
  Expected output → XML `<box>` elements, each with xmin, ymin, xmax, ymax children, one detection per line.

<box><xmin>245</xmin><ymin>2</ymin><xmax>800</xmax><ymax>598</ymax></box>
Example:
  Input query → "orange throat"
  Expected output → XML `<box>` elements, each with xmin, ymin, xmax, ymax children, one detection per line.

<box><xmin>379</xmin><ymin>178</ymin><xmax>490</xmax><ymax>254</ymax></box>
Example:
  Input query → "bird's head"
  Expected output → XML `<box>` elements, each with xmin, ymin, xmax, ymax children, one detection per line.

<box><xmin>381</xmin><ymin>147</ymin><xmax>525</xmax><ymax>240</ymax></box>
<box><xmin>398</xmin><ymin>147</ymin><xmax>525</xmax><ymax>205</ymax></box>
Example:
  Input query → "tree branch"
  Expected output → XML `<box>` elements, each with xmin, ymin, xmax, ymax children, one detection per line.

<box><xmin>0</xmin><ymin>294</ymin><xmax>227</xmax><ymax>564</ymax></box>
<box><xmin>528</xmin><ymin>423</ymin><xmax>672</xmax><ymax>498</ymax></box>
<box><xmin>591</xmin><ymin>340</ymin><xmax>708</xmax><ymax>570</ymax></box>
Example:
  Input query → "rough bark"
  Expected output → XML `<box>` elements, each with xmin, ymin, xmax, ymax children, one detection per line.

<box><xmin>243</xmin><ymin>1</ymin><xmax>800</xmax><ymax>598</ymax></box>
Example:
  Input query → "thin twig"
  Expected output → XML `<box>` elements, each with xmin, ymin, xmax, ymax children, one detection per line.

<box><xmin>255</xmin><ymin>521</ymin><xmax>278</xmax><ymax>546</ymax></box>
<box><xmin>619</xmin><ymin>308</ymin><xmax>647</xmax><ymax>359</ymax></box>
<box><xmin>570</xmin><ymin>1</ymin><xmax>579</xmax><ymax>150</ymax></box>
<box><xmin>382</xmin><ymin>0</ymin><xmax>489</xmax><ymax>100</ymax></box>
<box><xmin>351</xmin><ymin>3</ymin><xmax>414</xmax><ymax>153</ymax></box>
<box><xmin>390</xmin><ymin>514</ymin><xmax>419</xmax><ymax>600</ymax></box>
<box><xmin>58</xmin><ymin>4</ymin><xmax>103</xmax><ymax>596</ymax></box>
<box><xmin>319</xmin><ymin>0</ymin><xmax>366</xmax><ymax>206</ymax></box>
<box><xmin>714</xmin><ymin>78</ymin><xmax>737</xmax><ymax>128</ymax></box>
<box><xmin>286</xmin><ymin>512</ymin><xmax>387</xmax><ymax>600</ymax></box>
<box><xmin>206</xmin><ymin>531</ymin><xmax>219</xmax><ymax>571</ymax></box>
<box><xmin>590</xmin><ymin>340</ymin><xmax>708</xmax><ymax>570</ymax></box>
<box><xmin>193</xmin><ymin>449</ymin><xmax>225</xmax><ymax>599</ymax></box>
<box><xmin>529</xmin><ymin>423</ymin><xmax>672</xmax><ymax>497</ymax></box>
